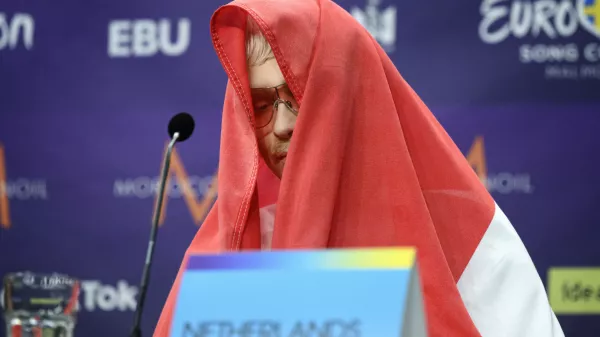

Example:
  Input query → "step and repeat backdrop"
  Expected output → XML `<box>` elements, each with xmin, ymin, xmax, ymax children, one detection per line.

<box><xmin>1</xmin><ymin>0</ymin><xmax>599</xmax><ymax>336</ymax></box>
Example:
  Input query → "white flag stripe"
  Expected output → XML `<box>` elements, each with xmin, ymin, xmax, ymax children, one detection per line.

<box><xmin>457</xmin><ymin>203</ymin><xmax>564</xmax><ymax>337</ymax></box>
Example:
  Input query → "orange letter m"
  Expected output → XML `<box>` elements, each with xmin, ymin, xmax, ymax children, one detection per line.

<box><xmin>154</xmin><ymin>145</ymin><xmax>218</xmax><ymax>227</ymax></box>
<box><xmin>0</xmin><ymin>144</ymin><xmax>10</xmax><ymax>229</ymax></box>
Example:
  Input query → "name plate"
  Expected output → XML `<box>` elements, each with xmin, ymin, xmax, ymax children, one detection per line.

<box><xmin>170</xmin><ymin>247</ymin><xmax>427</xmax><ymax>337</ymax></box>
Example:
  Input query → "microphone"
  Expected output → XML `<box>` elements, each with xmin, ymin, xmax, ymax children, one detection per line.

<box><xmin>129</xmin><ymin>112</ymin><xmax>195</xmax><ymax>337</ymax></box>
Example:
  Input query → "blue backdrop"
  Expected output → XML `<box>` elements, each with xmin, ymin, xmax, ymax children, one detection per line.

<box><xmin>1</xmin><ymin>0</ymin><xmax>599</xmax><ymax>336</ymax></box>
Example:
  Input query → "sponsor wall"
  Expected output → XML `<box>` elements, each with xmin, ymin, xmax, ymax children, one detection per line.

<box><xmin>0</xmin><ymin>0</ymin><xmax>598</xmax><ymax>336</ymax></box>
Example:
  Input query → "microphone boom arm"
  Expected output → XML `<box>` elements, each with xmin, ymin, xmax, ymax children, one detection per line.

<box><xmin>129</xmin><ymin>132</ymin><xmax>180</xmax><ymax>337</ymax></box>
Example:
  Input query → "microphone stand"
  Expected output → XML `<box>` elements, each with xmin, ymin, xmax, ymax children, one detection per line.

<box><xmin>129</xmin><ymin>132</ymin><xmax>180</xmax><ymax>337</ymax></box>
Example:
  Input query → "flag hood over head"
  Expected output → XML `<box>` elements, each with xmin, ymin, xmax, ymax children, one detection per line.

<box><xmin>154</xmin><ymin>0</ymin><xmax>495</xmax><ymax>335</ymax></box>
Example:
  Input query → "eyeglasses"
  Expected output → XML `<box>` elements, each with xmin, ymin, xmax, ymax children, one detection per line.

<box><xmin>250</xmin><ymin>83</ymin><xmax>299</xmax><ymax>129</ymax></box>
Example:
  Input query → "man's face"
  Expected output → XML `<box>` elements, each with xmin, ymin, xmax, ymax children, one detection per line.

<box><xmin>249</xmin><ymin>58</ymin><xmax>298</xmax><ymax>179</ymax></box>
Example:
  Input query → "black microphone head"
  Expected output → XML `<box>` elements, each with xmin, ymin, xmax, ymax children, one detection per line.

<box><xmin>168</xmin><ymin>112</ymin><xmax>195</xmax><ymax>142</ymax></box>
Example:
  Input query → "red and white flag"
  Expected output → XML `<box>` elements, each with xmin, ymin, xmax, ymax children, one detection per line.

<box><xmin>154</xmin><ymin>1</ymin><xmax>565</xmax><ymax>336</ymax></box>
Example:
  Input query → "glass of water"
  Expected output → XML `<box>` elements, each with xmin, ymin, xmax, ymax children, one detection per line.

<box><xmin>2</xmin><ymin>272</ymin><xmax>80</xmax><ymax>337</ymax></box>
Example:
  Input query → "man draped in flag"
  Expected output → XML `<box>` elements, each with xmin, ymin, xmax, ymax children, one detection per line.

<box><xmin>154</xmin><ymin>0</ymin><xmax>565</xmax><ymax>336</ymax></box>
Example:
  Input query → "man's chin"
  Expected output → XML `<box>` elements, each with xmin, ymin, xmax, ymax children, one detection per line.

<box><xmin>268</xmin><ymin>159</ymin><xmax>284</xmax><ymax>179</ymax></box>
<box><xmin>274</xmin><ymin>164</ymin><xmax>284</xmax><ymax>179</ymax></box>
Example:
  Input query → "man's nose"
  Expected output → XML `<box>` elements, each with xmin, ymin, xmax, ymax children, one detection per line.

<box><xmin>272</xmin><ymin>102</ymin><xmax>296</xmax><ymax>139</ymax></box>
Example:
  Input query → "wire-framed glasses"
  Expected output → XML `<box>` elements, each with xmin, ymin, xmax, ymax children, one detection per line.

<box><xmin>250</xmin><ymin>82</ymin><xmax>299</xmax><ymax>129</ymax></box>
